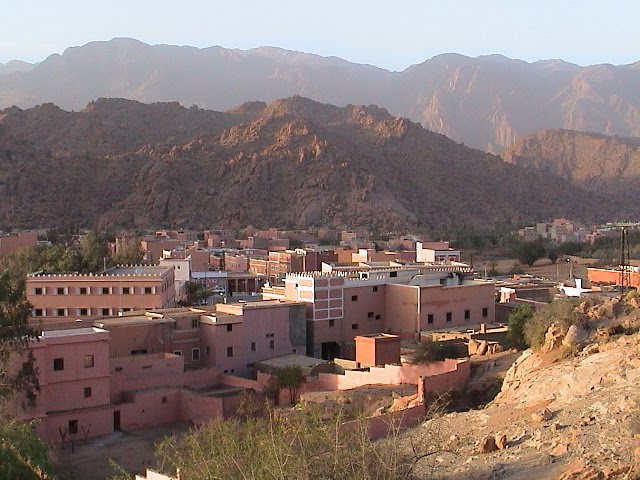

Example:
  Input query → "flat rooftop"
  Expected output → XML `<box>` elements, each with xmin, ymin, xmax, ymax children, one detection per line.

<box><xmin>95</xmin><ymin>316</ymin><xmax>175</xmax><ymax>328</ymax></box>
<box><xmin>40</xmin><ymin>327</ymin><xmax>107</xmax><ymax>338</ymax></box>
<box><xmin>257</xmin><ymin>354</ymin><xmax>330</xmax><ymax>370</ymax></box>
<box><xmin>104</xmin><ymin>265</ymin><xmax>171</xmax><ymax>276</ymax></box>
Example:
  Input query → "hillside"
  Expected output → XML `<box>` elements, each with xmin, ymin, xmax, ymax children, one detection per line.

<box><xmin>0</xmin><ymin>97</ymin><xmax>633</xmax><ymax>231</ymax></box>
<box><xmin>404</xmin><ymin>296</ymin><xmax>640</xmax><ymax>479</ymax></box>
<box><xmin>1</xmin><ymin>38</ymin><xmax>640</xmax><ymax>152</ymax></box>
<box><xmin>502</xmin><ymin>129</ymin><xmax>640</xmax><ymax>204</ymax></box>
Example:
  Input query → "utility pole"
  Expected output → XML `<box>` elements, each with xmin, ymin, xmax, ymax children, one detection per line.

<box><xmin>620</xmin><ymin>226</ymin><xmax>631</xmax><ymax>296</ymax></box>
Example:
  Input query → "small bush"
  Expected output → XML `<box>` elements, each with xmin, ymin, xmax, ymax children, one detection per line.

<box><xmin>506</xmin><ymin>304</ymin><xmax>533</xmax><ymax>350</ymax></box>
<box><xmin>412</xmin><ymin>340</ymin><xmax>460</xmax><ymax>363</ymax></box>
<box><xmin>524</xmin><ymin>300</ymin><xmax>585</xmax><ymax>350</ymax></box>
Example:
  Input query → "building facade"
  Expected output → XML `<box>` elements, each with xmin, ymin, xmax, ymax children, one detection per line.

<box><xmin>26</xmin><ymin>265</ymin><xmax>176</xmax><ymax>324</ymax></box>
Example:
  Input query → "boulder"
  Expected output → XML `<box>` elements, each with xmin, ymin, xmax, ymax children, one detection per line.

<box><xmin>468</xmin><ymin>339</ymin><xmax>480</xmax><ymax>355</ymax></box>
<box><xmin>542</xmin><ymin>324</ymin><xmax>564</xmax><ymax>352</ymax></box>
<box><xmin>562</xmin><ymin>324</ymin><xmax>589</xmax><ymax>348</ymax></box>
<box><xmin>495</xmin><ymin>432</ymin><xmax>508</xmax><ymax>450</ymax></box>
<box><xmin>476</xmin><ymin>340</ymin><xmax>489</xmax><ymax>356</ymax></box>
<box><xmin>478</xmin><ymin>435</ymin><xmax>497</xmax><ymax>453</ymax></box>
<box><xmin>532</xmin><ymin>407</ymin><xmax>553</xmax><ymax>422</ymax></box>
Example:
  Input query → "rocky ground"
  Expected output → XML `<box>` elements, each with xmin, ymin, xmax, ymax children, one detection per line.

<box><xmin>401</xmin><ymin>295</ymin><xmax>640</xmax><ymax>479</ymax></box>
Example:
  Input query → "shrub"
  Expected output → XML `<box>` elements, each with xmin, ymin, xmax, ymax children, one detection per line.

<box><xmin>524</xmin><ymin>300</ymin><xmax>584</xmax><ymax>350</ymax></box>
<box><xmin>506</xmin><ymin>304</ymin><xmax>533</xmax><ymax>350</ymax></box>
<box><xmin>412</xmin><ymin>340</ymin><xmax>460</xmax><ymax>363</ymax></box>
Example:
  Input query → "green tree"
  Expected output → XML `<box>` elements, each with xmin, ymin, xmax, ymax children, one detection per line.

<box><xmin>275</xmin><ymin>366</ymin><xmax>306</xmax><ymax>404</ymax></box>
<box><xmin>0</xmin><ymin>272</ymin><xmax>39</xmax><ymax>407</ymax></box>
<box><xmin>79</xmin><ymin>231</ymin><xmax>108</xmax><ymax>273</ymax></box>
<box><xmin>506</xmin><ymin>304</ymin><xmax>533</xmax><ymax>350</ymax></box>
<box><xmin>0</xmin><ymin>420</ymin><xmax>57</xmax><ymax>479</ymax></box>
<box><xmin>514</xmin><ymin>240</ymin><xmax>546</xmax><ymax>266</ymax></box>
<box><xmin>112</xmin><ymin>236</ymin><xmax>143</xmax><ymax>266</ymax></box>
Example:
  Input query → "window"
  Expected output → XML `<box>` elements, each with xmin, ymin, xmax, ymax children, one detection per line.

<box><xmin>56</xmin><ymin>308</ymin><xmax>66</xmax><ymax>316</ymax></box>
<box><xmin>68</xmin><ymin>420</ymin><xmax>78</xmax><ymax>435</ymax></box>
<box><xmin>226</xmin><ymin>324</ymin><xmax>233</xmax><ymax>332</ymax></box>
<box><xmin>174</xmin><ymin>350</ymin><xmax>182</xmax><ymax>356</ymax></box>
<box><xmin>34</xmin><ymin>287</ymin><xmax>43</xmax><ymax>295</ymax></box>
<box><xmin>251</xmin><ymin>342</ymin><xmax>256</xmax><ymax>351</ymax></box>
<box><xmin>427</xmin><ymin>314</ymin><xmax>434</xmax><ymax>324</ymax></box>
<box><xmin>101</xmin><ymin>287</ymin><xmax>110</xmax><ymax>295</ymax></box>
<box><xmin>122</xmin><ymin>287</ymin><xmax>130</xmax><ymax>295</ymax></box>
<box><xmin>34</xmin><ymin>309</ymin><xmax>43</xmax><ymax>317</ymax></box>
<box><xmin>352</xmin><ymin>323</ymin><xmax>358</xmax><ymax>330</ymax></box>
<box><xmin>84</xmin><ymin>355</ymin><xmax>94</xmax><ymax>368</ymax></box>
<box><xmin>161</xmin><ymin>396</ymin><xmax>168</xmax><ymax>404</ymax></box>
<box><xmin>375</xmin><ymin>314</ymin><xmax>381</xmax><ymax>320</ymax></box>
<box><xmin>84</xmin><ymin>387</ymin><xmax>92</xmax><ymax>398</ymax></box>
<box><xmin>269</xmin><ymin>340</ymin><xmax>275</xmax><ymax>349</ymax></box>
<box><xmin>446</xmin><ymin>312</ymin><xmax>452</xmax><ymax>322</ymax></box>
<box><xmin>79</xmin><ymin>308</ymin><xmax>89</xmax><ymax>316</ymax></box>
<box><xmin>192</xmin><ymin>318</ymin><xmax>199</xmax><ymax>329</ymax></box>
<box><xmin>144</xmin><ymin>287</ymin><xmax>153</xmax><ymax>294</ymax></box>
<box><xmin>464</xmin><ymin>310</ymin><xmax>470</xmax><ymax>320</ymax></box>
<box><xmin>351</xmin><ymin>295</ymin><xmax>358</xmax><ymax>301</ymax></box>
<box><xmin>329</xmin><ymin>319</ymin><xmax>335</xmax><ymax>327</ymax></box>
<box><xmin>115</xmin><ymin>367</ymin><xmax>123</xmax><ymax>372</ymax></box>
<box><xmin>389</xmin><ymin>272</ymin><xmax>398</xmax><ymax>278</ymax></box>
<box><xmin>482</xmin><ymin>307</ymin><xmax>488</xmax><ymax>318</ymax></box>
<box><xmin>367</xmin><ymin>312</ymin><xmax>374</xmax><ymax>318</ymax></box>
<box><xmin>266</xmin><ymin>333</ymin><xmax>275</xmax><ymax>338</ymax></box>
<box><xmin>101</xmin><ymin>308</ymin><xmax>110</xmax><ymax>316</ymax></box>
<box><xmin>57</xmin><ymin>287</ymin><xmax>65</xmax><ymax>295</ymax></box>
<box><xmin>192</xmin><ymin>348</ymin><xmax>200</xmax><ymax>361</ymax></box>
<box><xmin>246</xmin><ymin>363</ymin><xmax>255</xmax><ymax>368</ymax></box>
<box><xmin>206</xmin><ymin>346</ymin><xmax>210</xmax><ymax>355</ymax></box>
<box><xmin>130</xmin><ymin>349</ymin><xmax>148</xmax><ymax>355</ymax></box>
<box><xmin>373</xmin><ymin>286</ymin><xmax>378</xmax><ymax>292</ymax></box>
<box><xmin>53</xmin><ymin>358</ymin><xmax>64</xmax><ymax>371</ymax></box>
<box><xmin>227</xmin><ymin>346</ymin><xmax>233</xmax><ymax>358</ymax></box>
<box><xmin>79</xmin><ymin>287</ymin><xmax>88</xmax><ymax>295</ymax></box>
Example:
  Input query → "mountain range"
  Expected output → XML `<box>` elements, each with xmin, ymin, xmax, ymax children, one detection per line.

<box><xmin>502</xmin><ymin>129</ymin><xmax>640</xmax><ymax>208</ymax></box>
<box><xmin>0</xmin><ymin>97</ymin><xmax>633</xmax><ymax>231</ymax></box>
<box><xmin>1</xmin><ymin>38</ymin><xmax>640</xmax><ymax>152</ymax></box>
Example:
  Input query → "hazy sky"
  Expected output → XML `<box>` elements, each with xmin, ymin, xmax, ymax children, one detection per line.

<box><xmin>2</xmin><ymin>1</ymin><xmax>638</xmax><ymax>71</ymax></box>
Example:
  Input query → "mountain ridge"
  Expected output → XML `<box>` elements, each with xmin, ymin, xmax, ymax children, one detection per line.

<box><xmin>1</xmin><ymin>38</ymin><xmax>640</xmax><ymax>152</ymax></box>
<box><xmin>0</xmin><ymin>97</ymin><xmax>634</xmax><ymax>231</ymax></box>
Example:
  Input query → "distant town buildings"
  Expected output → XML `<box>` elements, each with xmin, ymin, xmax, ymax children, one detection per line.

<box><xmin>0</xmin><ymin>230</ymin><xmax>38</xmax><ymax>257</ymax></box>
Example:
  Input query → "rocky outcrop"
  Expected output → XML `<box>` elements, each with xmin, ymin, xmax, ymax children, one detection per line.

<box><xmin>403</xmin><ymin>297</ymin><xmax>640</xmax><ymax>478</ymax></box>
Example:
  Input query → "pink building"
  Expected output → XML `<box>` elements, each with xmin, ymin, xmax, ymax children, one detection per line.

<box><xmin>26</xmin><ymin>265</ymin><xmax>176</xmax><ymax>325</ymax></box>
<box><xmin>23</xmin><ymin>298</ymin><xmax>307</xmax><ymax>443</ymax></box>
<box><xmin>0</xmin><ymin>231</ymin><xmax>38</xmax><ymax>257</ymax></box>
<box><xmin>263</xmin><ymin>264</ymin><xmax>494</xmax><ymax>359</ymax></box>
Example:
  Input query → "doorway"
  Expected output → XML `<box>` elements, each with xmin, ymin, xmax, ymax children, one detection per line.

<box><xmin>113</xmin><ymin>410</ymin><xmax>121</xmax><ymax>431</ymax></box>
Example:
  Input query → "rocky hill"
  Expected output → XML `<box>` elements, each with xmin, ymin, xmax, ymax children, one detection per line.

<box><xmin>406</xmin><ymin>295</ymin><xmax>640</xmax><ymax>479</ymax></box>
<box><xmin>0</xmin><ymin>97</ymin><xmax>633</xmax><ymax>231</ymax></box>
<box><xmin>1</xmin><ymin>38</ymin><xmax>640</xmax><ymax>152</ymax></box>
<box><xmin>502</xmin><ymin>129</ymin><xmax>640</xmax><ymax>205</ymax></box>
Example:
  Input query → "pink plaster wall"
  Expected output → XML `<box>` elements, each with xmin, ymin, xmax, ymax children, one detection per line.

<box><xmin>120</xmin><ymin>389</ymin><xmax>181</xmax><ymax>431</ymax></box>
<box><xmin>258</xmin><ymin>359</ymin><xmax>469</xmax><ymax>405</ymax></box>
<box><xmin>37</xmin><ymin>405</ymin><xmax>114</xmax><ymax>444</ymax></box>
